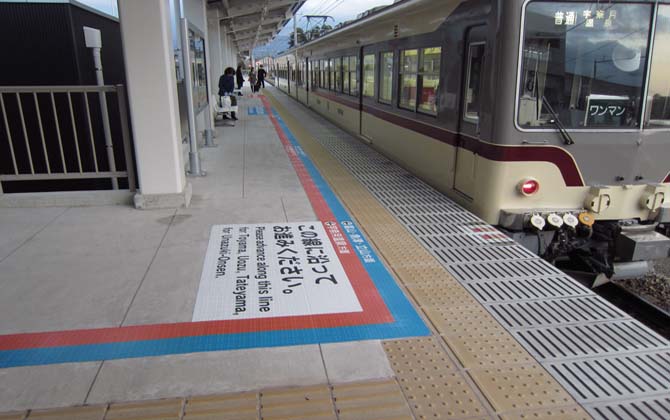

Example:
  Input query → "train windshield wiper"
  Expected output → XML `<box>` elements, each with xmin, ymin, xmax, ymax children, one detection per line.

<box><xmin>541</xmin><ymin>96</ymin><xmax>575</xmax><ymax>145</ymax></box>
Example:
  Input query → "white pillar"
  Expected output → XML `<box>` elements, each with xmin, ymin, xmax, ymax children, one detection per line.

<box><xmin>118</xmin><ymin>0</ymin><xmax>191</xmax><ymax>208</ymax></box>
<box><xmin>207</xmin><ymin>8</ymin><xmax>222</xmax><ymax>97</ymax></box>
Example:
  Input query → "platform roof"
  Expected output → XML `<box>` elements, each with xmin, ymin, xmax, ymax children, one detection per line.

<box><xmin>208</xmin><ymin>0</ymin><xmax>305</xmax><ymax>55</ymax></box>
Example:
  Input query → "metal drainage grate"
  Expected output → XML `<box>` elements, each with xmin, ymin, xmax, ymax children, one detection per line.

<box><xmin>445</xmin><ymin>259</ymin><xmax>564</xmax><ymax>282</ymax></box>
<box><xmin>488</xmin><ymin>296</ymin><xmax>628</xmax><ymax>329</ymax></box>
<box><xmin>399</xmin><ymin>213</ymin><xmax>485</xmax><ymax>228</ymax></box>
<box><xmin>387</xmin><ymin>203</ymin><xmax>465</xmax><ymax>215</ymax></box>
<box><xmin>586</xmin><ymin>395</ymin><xmax>670</xmax><ymax>420</ymax></box>
<box><xmin>432</xmin><ymin>244</ymin><xmax>537</xmax><ymax>264</ymax></box>
<box><xmin>464</xmin><ymin>275</ymin><xmax>592</xmax><ymax>303</ymax></box>
<box><xmin>408</xmin><ymin>223</ymin><xmax>491</xmax><ymax>237</ymax></box>
<box><xmin>515</xmin><ymin>320</ymin><xmax>670</xmax><ymax>361</ymax></box>
<box><xmin>547</xmin><ymin>351</ymin><xmax>670</xmax><ymax>403</ymax></box>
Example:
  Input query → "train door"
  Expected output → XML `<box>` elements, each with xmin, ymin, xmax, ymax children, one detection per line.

<box><xmin>454</xmin><ymin>26</ymin><xmax>486</xmax><ymax>198</ymax></box>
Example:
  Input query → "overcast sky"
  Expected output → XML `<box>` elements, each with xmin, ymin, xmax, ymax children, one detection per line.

<box><xmin>279</xmin><ymin>0</ymin><xmax>394</xmax><ymax>34</ymax></box>
<box><xmin>79</xmin><ymin>0</ymin><xmax>117</xmax><ymax>15</ymax></box>
<box><xmin>298</xmin><ymin>0</ymin><xmax>394</xmax><ymax>23</ymax></box>
<box><xmin>78</xmin><ymin>0</ymin><xmax>395</xmax><ymax>26</ymax></box>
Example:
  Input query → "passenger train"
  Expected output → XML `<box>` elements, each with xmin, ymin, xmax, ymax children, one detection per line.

<box><xmin>270</xmin><ymin>0</ymin><xmax>670</xmax><ymax>280</ymax></box>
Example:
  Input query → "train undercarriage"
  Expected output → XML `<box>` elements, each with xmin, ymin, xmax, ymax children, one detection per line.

<box><xmin>501</xmin><ymin>209</ymin><xmax>670</xmax><ymax>286</ymax></box>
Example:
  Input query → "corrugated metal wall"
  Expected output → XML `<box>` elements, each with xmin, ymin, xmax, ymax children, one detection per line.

<box><xmin>0</xmin><ymin>3</ymin><xmax>78</xmax><ymax>85</ymax></box>
<box><xmin>0</xmin><ymin>2</ymin><xmax>134</xmax><ymax>193</ymax></box>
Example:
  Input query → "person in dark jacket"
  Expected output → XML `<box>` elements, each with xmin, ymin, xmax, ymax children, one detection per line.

<box><xmin>258</xmin><ymin>65</ymin><xmax>267</xmax><ymax>89</ymax></box>
<box><xmin>235</xmin><ymin>65</ymin><xmax>244</xmax><ymax>94</ymax></box>
<box><xmin>218</xmin><ymin>67</ymin><xmax>237</xmax><ymax>120</ymax></box>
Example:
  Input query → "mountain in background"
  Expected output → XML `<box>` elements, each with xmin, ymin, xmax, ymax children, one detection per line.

<box><xmin>253</xmin><ymin>35</ymin><xmax>290</xmax><ymax>59</ymax></box>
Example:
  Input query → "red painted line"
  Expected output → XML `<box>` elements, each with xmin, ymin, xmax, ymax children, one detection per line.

<box><xmin>260</xmin><ymin>95</ymin><xmax>392</xmax><ymax>323</ymax></box>
<box><xmin>0</xmin><ymin>96</ymin><xmax>393</xmax><ymax>351</ymax></box>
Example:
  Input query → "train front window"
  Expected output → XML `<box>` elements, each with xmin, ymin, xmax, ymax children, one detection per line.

<box><xmin>518</xmin><ymin>2</ymin><xmax>652</xmax><ymax>129</ymax></box>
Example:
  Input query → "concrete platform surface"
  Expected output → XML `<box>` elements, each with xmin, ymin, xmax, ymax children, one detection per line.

<box><xmin>0</xmin><ymin>89</ymin><xmax>398</xmax><ymax>413</ymax></box>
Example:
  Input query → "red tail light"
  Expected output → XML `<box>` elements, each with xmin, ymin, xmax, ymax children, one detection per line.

<box><xmin>519</xmin><ymin>179</ymin><xmax>540</xmax><ymax>196</ymax></box>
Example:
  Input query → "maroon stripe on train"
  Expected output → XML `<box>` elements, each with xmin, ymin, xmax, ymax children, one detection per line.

<box><xmin>361</xmin><ymin>104</ymin><xmax>585</xmax><ymax>187</ymax></box>
<box><xmin>303</xmin><ymin>91</ymin><xmax>585</xmax><ymax>187</ymax></box>
<box><xmin>312</xmin><ymin>90</ymin><xmax>361</xmax><ymax>110</ymax></box>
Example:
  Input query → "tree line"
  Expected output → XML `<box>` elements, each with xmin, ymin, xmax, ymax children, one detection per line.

<box><xmin>288</xmin><ymin>25</ymin><xmax>334</xmax><ymax>47</ymax></box>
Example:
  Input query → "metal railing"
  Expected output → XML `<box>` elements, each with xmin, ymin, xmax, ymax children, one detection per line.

<box><xmin>0</xmin><ymin>85</ymin><xmax>136</xmax><ymax>193</ymax></box>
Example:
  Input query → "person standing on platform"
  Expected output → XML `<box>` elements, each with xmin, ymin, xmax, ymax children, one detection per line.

<box><xmin>248</xmin><ymin>67</ymin><xmax>258</xmax><ymax>93</ymax></box>
<box><xmin>218</xmin><ymin>67</ymin><xmax>238</xmax><ymax>121</ymax></box>
<box><xmin>258</xmin><ymin>65</ymin><xmax>267</xmax><ymax>89</ymax></box>
<box><xmin>235</xmin><ymin>65</ymin><xmax>244</xmax><ymax>95</ymax></box>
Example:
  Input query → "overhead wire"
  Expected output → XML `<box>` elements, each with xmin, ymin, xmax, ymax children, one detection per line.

<box><xmin>320</xmin><ymin>0</ymin><xmax>344</xmax><ymax>17</ymax></box>
<box><xmin>310</xmin><ymin>0</ymin><xmax>338</xmax><ymax>16</ymax></box>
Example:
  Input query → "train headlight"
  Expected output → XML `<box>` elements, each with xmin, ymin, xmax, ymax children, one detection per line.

<box><xmin>518</xmin><ymin>178</ymin><xmax>540</xmax><ymax>196</ymax></box>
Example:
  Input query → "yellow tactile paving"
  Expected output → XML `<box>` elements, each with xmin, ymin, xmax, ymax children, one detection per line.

<box><xmin>384</xmin><ymin>338</ymin><xmax>487</xmax><ymax>419</ymax></box>
<box><xmin>404</xmin><ymin>281</ymin><xmax>479</xmax><ymax>308</ymax></box>
<box><xmin>383</xmin><ymin>337</ymin><xmax>457</xmax><ymax>374</ymax></box>
<box><xmin>265</xmin><ymin>90</ymin><xmax>585</xmax><ymax>418</ymax></box>
<box><xmin>184</xmin><ymin>392</ymin><xmax>257</xmax><ymax>420</ymax></box>
<box><xmin>27</xmin><ymin>406</ymin><xmax>105</xmax><ymax>420</ymax></box>
<box><xmin>331</xmin><ymin>380</ymin><xmax>413</xmax><ymax>420</ymax></box>
<box><xmin>259</xmin><ymin>385</ymin><xmax>336</xmax><ymax>420</ymax></box>
<box><xmin>444</xmin><ymin>330</ymin><xmax>534</xmax><ymax>368</ymax></box>
<box><xmin>499</xmin><ymin>405</ymin><xmax>591</xmax><ymax>420</ymax></box>
<box><xmin>468</xmin><ymin>365</ymin><xmax>575</xmax><ymax>413</ymax></box>
<box><xmin>423</xmin><ymin>305</ymin><xmax>502</xmax><ymax>337</ymax></box>
<box><xmin>105</xmin><ymin>398</ymin><xmax>182</xmax><ymax>420</ymax></box>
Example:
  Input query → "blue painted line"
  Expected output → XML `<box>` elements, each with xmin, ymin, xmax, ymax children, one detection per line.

<box><xmin>0</xmin><ymin>101</ymin><xmax>429</xmax><ymax>368</ymax></box>
<box><xmin>247</xmin><ymin>106</ymin><xmax>266</xmax><ymax>116</ymax></box>
<box><xmin>269</xmin><ymin>108</ymin><xmax>427</xmax><ymax>332</ymax></box>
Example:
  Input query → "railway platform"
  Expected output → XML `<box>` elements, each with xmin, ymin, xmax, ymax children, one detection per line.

<box><xmin>0</xmin><ymin>85</ymin><xmax>668</xmax><ymax>420</ymax></box>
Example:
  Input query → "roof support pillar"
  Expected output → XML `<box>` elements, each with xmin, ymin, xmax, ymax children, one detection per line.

<box><xmin>119</xmin><ymin>0</ymin><xmax>191</xmax><ymax>208</ymax></box>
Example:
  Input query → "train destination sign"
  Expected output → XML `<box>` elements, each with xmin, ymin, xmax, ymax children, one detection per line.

<box><xmin>192</xmin><ymin>222</ymin><xmax>363</xmax><ymax>321</ymax></box>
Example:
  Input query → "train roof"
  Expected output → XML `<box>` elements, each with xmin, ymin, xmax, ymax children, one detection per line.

<box><xmin>278</xmin><ymin>0</ymin><xmax>464</xmax><ymax>59</ymax></box>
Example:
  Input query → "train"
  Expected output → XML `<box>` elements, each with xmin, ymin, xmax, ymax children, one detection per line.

<box><xmin>268</xmin><ymin>0</ymin><xmax>670</xmax><ymax>282</ymax></box>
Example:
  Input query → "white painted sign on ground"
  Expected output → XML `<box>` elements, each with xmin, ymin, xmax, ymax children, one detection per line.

<box><xmin>192</xmin><ymin>222</ymin><xmax>363</xmax><ymax>321</ymax></box>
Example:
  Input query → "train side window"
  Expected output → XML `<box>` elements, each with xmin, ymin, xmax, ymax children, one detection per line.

<box><xmin>379</xmin><ymin>51</ymin><xmax>394</xmax><ymax>104</ymax></box>
<box><xmin>303</xmin><ymin>62</ymin><xmax>306</xmax><ymax>86</ymax></box>
<box><xmin>335</xmin><ymin>57</ymin><xmax>343</xmax><ymax>92</ymax></box>
<box><xmin>464</xmin><ymin>43</ymin><xmax>485</xmax><ymax>122</ymax></box>
<box><xmin>350</xmin><ymin>56</ymin><xmax>358</xmax><ymax>96</ymax></box>
<box><xmin>329</xmin><ymin>58</ymin><xmax>335</xmax><ymax>90</ymax></box>
<box><xmin>320</xmin><ymin>59</ymin><xmax>326</xmax><ymax>89</ymax></box>
<box><xmin>399</xmin><ymin>49</ymin><xmax>419</xmax><ymax>110</ymax></box>
<box><xmin>418</xmin><ymin>47</ymin><xmax>441</xmax><ymax>115</ymax></box>
<box><xmin>646</xmin><ymin>4</ymin><xmax>670</xmax><ymax>128</ymax></box>
<box><xmin>343</xmin><ymin>57</ymin><xmax>350</xmax><ymax>93</ymax></box>
<box><xmin>363</xmin><ymin>54</ymin><xmax>376</xmax><ymax>98</ymax></box>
